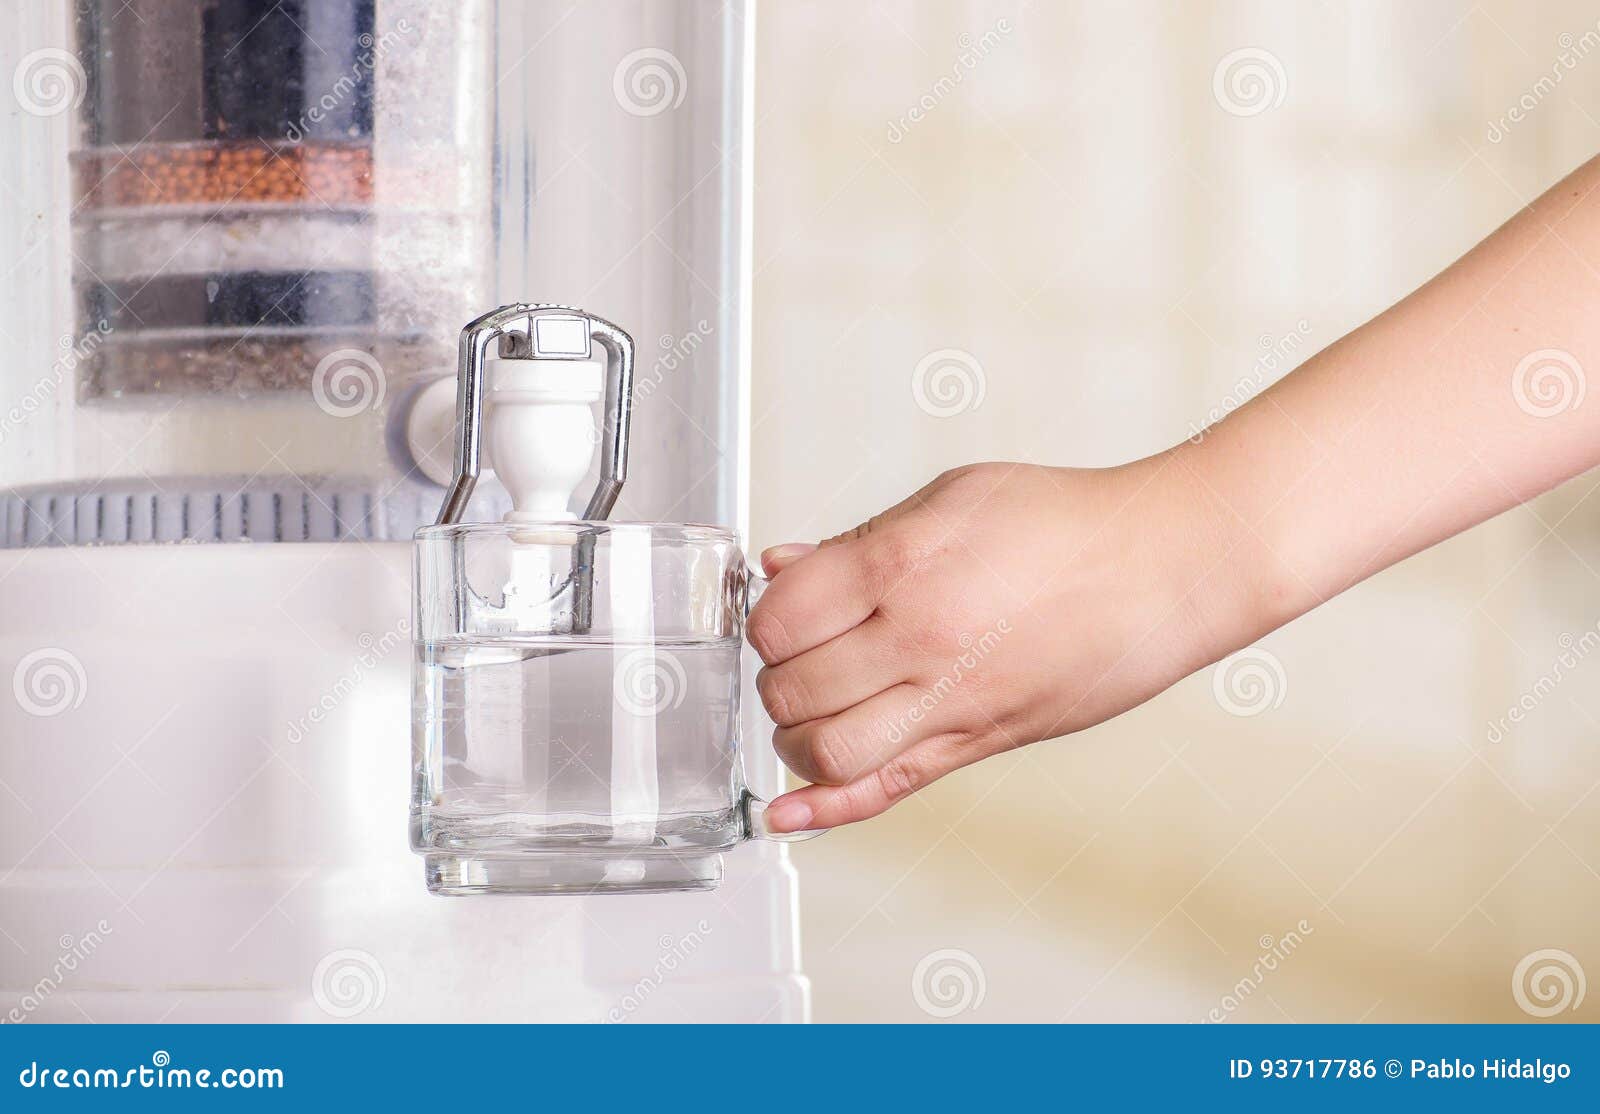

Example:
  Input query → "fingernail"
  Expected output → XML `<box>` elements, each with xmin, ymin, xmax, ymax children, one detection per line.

<box><xmin>764</xmin><ymin>798</ymin><xmax>813</xmax><ymax>833</ymax></box>
<box><xmin>761</xmin><ymin>543</ymin><xmax>817</xmax><ymax>573</ymax></box>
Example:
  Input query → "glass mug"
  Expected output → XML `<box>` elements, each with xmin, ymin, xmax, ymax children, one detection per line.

<box><xmin>411</xmin><ymin>520</ymin><xmax>820</xmax><ymax>895</ymax></box>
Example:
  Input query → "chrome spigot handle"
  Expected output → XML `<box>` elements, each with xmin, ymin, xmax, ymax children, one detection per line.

<box><xmin>435</xmin><ymin>304</ymin><xmax>635</xmax><ymax>526</ymax></box>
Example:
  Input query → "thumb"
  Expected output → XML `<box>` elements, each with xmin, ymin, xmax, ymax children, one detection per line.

<box><xmin>760</xmin><ymin>542</ymin><xmax>818</xmax><ymax>577</ymax></box>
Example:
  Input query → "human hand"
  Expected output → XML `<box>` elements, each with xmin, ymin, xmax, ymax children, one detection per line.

<box><xmin>752</xmin><ymin>157</ymin><xmax>1600</xmax><ymax>833</ymax></box>
<box><xmin>749</xmin><ymin>459</ymin><xmax>1253</xmax><ymax>832</ymax></box>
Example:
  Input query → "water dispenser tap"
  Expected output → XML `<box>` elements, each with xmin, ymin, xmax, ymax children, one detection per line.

<box><xmin>435</xmin><ymin>304</ymin><xmax>636</xmax><ymax>526</ymax></box>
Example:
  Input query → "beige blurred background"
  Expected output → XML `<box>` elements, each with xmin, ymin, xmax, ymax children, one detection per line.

<box><xmin>750</xmin><ymin>0</ymin><xmax>1600</xmax><ymax>1022</ymax></box>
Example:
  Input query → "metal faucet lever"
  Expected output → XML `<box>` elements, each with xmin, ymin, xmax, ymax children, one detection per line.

<box><xmin>435</xmin><ymin>303</ymin><xmax>636</xmax><ymax>526</ymax></box>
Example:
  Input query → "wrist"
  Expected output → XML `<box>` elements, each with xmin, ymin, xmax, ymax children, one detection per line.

<box><xmin>1147</xmin><ymin>434</ymin><xmax>1307</xmax><ymax>663</ymax></box>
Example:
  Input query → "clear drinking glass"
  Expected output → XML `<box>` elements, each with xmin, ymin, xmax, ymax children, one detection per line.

<box><xmin>411</xmin><ymin>520</ymin><xmax>815</xmax><ymax>895</ymax></box>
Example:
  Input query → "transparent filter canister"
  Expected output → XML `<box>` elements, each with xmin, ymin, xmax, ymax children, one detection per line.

<box><xmin>4</xmin><ymin>1</ymin><xmax>497</xmax><ymax>545</ymax></box>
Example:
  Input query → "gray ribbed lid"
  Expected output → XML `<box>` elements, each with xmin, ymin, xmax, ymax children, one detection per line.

<box><xmin>0</xmin><ymin>476</ymin><xmax>477</xmax><ymax>547</ymax></box>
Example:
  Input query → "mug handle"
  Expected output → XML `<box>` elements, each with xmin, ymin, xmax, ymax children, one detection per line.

<box><xmin>741</xmin><ymin>567</ymin><xmax>828</xmax><ymax>843</ymax></box>
<box><xmin>744</xmin><ymin>794</ymin><xmax>827</xmax><ymax>843</ymax></box>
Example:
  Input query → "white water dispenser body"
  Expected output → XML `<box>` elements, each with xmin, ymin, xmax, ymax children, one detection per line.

<box><xmin>0</xmin><ymin>0</ymin><xmax>801</xmax><ymax>1023</ymax></box>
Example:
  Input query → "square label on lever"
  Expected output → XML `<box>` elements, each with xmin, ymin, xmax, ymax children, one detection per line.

<box><xmin>532</xmin><ymin>316</ymin><xmax>590</xmax><ymax>358</ymax></box>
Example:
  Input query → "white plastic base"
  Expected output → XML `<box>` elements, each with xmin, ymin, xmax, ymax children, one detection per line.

<box><xmin>0</xmin><ymin>543</ymin><xmax>807</xmax><ymax>1023</ymax></box>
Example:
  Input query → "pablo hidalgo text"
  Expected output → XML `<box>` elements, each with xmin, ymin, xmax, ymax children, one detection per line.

<box><xmin>1411</xmin><ymin>1058</ymin><xmax>1571</xmax><ymax>1084</ymax></box>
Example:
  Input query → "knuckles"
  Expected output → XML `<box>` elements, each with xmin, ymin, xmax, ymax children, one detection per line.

<box><xmin>774</xmin><ymin>724</ymin><xmax>856</xmax><ymax>787</ymax></box>
<box><xmin>932</xmin><ymin>461</ymin><xmax>1007</xmax><ymax>493</ymax></box>
<box><xmin>745</xmin><ymin>606</ymin><xmax>791</xmax><ymax>665</ymax></box>
<box><xmin>931</xmin><ymin>464</ymin><xmax>982</xmax><ymax>489</ymax></box>
<box><xmin>806</xmin><ymin>725</ymin><xmax>858</xmax><ymax>785</ymax></box>
<box><xmin>756</xmin><ymin>667</ymin><xmax>804</xmax><ymax>727</ymax></box>
<box><xmin>874</xmin><ymin>756</ymin><xmax>927</xmax><ymax>804</ymax></box>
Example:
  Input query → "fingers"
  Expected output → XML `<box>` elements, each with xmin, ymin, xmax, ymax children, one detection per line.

<box><xmin>757</xmin><ymin>614</ymin><xmax>904</xmax><ymax>726</ymax></box>
<box><xmin>746</xmin><ymin>539</ymin><xmax>879</xmax><ymax>665</ymax></box>
<box><xmin>771</xmin><ymin>681</ymin><xmax>966</xmax><ymax>787</ymax></box>
<box><xmin>763</xmin><ymin>734</ymin><xmax>979</xmax><ymax>832</ymax></box>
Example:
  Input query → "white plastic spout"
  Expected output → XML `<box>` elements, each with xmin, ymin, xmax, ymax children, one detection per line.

<box><xmin>484</xmin><ymin>357</ymin><xmax>605</xmax><ymax>523</ymax></box>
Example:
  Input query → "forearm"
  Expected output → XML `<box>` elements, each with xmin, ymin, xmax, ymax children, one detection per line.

<box><xmin>1175</xmin><ymin>153</ymin><xmax>1600</xmax><ymax>647</ymax></box>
